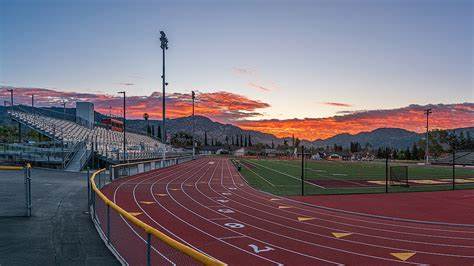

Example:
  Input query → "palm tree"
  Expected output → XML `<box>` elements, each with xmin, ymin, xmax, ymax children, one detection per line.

<box><xmin>143</xmin><ymin>113</ymin><xmax>150</xmax><ymax>136</ymax></box>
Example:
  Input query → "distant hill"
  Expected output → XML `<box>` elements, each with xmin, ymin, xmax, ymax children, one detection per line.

<box><xmin>1</xmin><ymin>105</ymin><xmax>472</xmax><ymax>150</ymax></box>
<box><xmin>311</xmin><ymin>128</ymin><xmax>421</xmax><ymax>149</ymax></box>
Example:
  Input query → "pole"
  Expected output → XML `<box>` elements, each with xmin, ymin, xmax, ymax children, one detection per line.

<box><xmin>301</xmin><ymin>145</ymin><xmax>304</xmax><ymax>196</ymax></box>
<box><xmin>160</xmin><ymin>31</ymin><xmax>168</xmax><ymax>161</ymax></box>
<box><xmin>385</xmin><ymin>150</ymin><xmax>389</xmax><ymax>193</ymax></box>
<box><xmin>7</xmin><ymin>89</ymin><xmax>13</xmax><ymax>108</ymax></box>
<box><xmin>424</xmin><ymin>108</ymin><xmax>432</xmax><ymax>164</ymax></box>
<box><xmin>31</xmin><ymin>94</ymin><xmax>34</xmax><ymax>107</ymax></box>
<box><xmin>192</xmin><ymin>91</ymin><xmax>195</xmax><ymax>158</ymax></box>
<box><xmin>118</xmin><ymin>91</ymin><xmax>126</xmax><ymax>162</ymax></box>
<box><xmin>146</xmin><ymin>233</ymin><xmax>152</xmax><ymax>266</ymax></box>
<box><xmin>452</xmin><ymin>141</ymin><xmax>456</xmax><ymax>190</ymax></box>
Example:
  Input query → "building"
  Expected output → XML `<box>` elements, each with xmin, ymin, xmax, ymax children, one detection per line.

<box><xmin>76</xmin><ymin>102</ymin><xmax>94</xmax><ymax>128</ymax></box>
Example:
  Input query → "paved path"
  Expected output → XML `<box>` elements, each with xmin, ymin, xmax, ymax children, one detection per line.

<box><xmin>0</xmin><ymin>168</ymin><xmax>119</xmax><ymax>266</ymax></box>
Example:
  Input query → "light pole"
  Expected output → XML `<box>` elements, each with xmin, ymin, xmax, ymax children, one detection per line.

<box><xmin>118</xmin><ymin>91</ymin><xmax>126</xmax><ymax>161</ymax></box>
<box><xmin>62</xmin><ymin>100</ymin><xmax>67</xmax><ymax>120</ymax></box>
<box><xmin>192</xmin><ymin>91</ymin><xmax>195</xmax><ymax>157</ymax></box>
<box><xmin>7</xmin><ymin>89</ymin><xmax>13</xmax><ymax>108</ymax></box>
<box><xmin>31</xmin><ymin>94</ymin><xmax>34</xmax><ymax>107</ymax></box>
<box><xmin>424</xmin><ymin>108</ymin><xmax>432</xmax><ymax>164</ymax></box>
<box><xmin>160</xmin><ymin>30</ymin><xmax>168</xmax><ymax>159</ymax></box>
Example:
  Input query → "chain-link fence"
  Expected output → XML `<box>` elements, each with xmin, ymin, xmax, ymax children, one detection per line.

<box><xmin>88</xmin><ymin>155</ymin><xmax>224</xmax><ymax>266</ymax></box>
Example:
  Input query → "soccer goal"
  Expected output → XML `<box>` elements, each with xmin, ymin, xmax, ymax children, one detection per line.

<box><xmin>389</xmin><ymin>166</ymin><xmax>409</xmax><ymax>187</ymax></box>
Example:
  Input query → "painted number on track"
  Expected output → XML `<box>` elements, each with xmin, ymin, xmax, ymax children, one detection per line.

<box><xmin>248</xmin><ymin>244</ymin><xmax>275</xmax><ymax>254</ymax></box>
<box><xmin>224</xmin><ymin>223</ymin><xmax>245</xmax><ymax>229</ymax></box>
<box><xmin>218</xmin><ymin>208</ymin><xmax>234</xmax><ymax>213</ymax></box>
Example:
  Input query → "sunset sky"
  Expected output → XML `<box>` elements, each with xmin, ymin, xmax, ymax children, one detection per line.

<box><xmin>0</xmin><ymin>1</ymin><xmax>472</xmax><ymax>140</ymax></box>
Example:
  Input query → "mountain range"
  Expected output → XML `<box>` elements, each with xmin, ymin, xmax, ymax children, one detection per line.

<box><xmin>1</xmin><ymin>106</ymin><xmax>472</xmax><ymax>150</ymax></box>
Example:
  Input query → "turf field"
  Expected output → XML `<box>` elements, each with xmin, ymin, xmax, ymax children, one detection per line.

<box><xmin>236</xmin><ymin>158</ymin><xmax>474</xmax><ymax>196</ymax></box>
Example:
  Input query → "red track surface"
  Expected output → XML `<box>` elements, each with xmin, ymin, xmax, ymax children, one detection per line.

<box><xmin>98</xmin><ymin>157</ymin><xmax>474</xmax><ymax>265</ymax></box>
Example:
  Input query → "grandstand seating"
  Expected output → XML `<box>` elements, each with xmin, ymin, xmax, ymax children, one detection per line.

<box><xmin>432</xmin><ymin>151</ymin><xmax>474</xmax><ymax>166</ymax></box>
<box><xmin>8</xmin><ymin>108</ymin><xmax>172</xmax><ymax>163</ymax></box>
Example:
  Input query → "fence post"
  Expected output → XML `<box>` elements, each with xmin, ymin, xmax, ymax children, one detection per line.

<box><xmin>27</xmin><ymin>167</ymin><xmax>31</xmax><ymax>217</ymax></box>
<box><xmin>146</xmin><ymin>233</ymin><xmax>152</xmax><ymax>266</ymax></box>
<box><xmin>385</xmin><ymin>153</ymin><xmax>389</xmax><ymax>193</ymax></box>
<box><xmin>107</xmin><ymin>204</ymin><xmax>111</xmax><ymax>243</ymax></box>
<box><xmin>452</xmin><ymin>147</ymin><xmax>456</xmax><ymax>190</ymax></box>
<box><xmin>301</xmin><ymin>146</ymin><xmax>304</xmax><ymax>196</ymax></box>
<box><xmin>24</xmin><ymin>165</ymin><xmax>28</xmax><ymax>216</ymax></box>
<box><xmin>87</xmin><ymin>167</ymin><xmax>90</xmax><ymax>207</ymax></box>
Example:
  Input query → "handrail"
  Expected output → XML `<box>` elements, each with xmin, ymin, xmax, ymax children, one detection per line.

<box><xmin>90</xmin><ymin>168</ymin><xmax>225</xmax><ymax>266</ymax></box>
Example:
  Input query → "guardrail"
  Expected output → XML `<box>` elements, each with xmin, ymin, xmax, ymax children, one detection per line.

<box><xmin>88</xmin><ymin>156</ymin><xmax>225</xmax><ymax>266</ymax></box>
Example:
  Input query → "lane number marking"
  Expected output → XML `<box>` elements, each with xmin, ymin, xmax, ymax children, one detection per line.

<box><xmin>218</xmin><ymin>208</ymin><xmax>234</xmax><ymax>213</ymax></box>
<box><xmin>224</xmin><ymin>223</ymin><xmax>245</xmax><ymax>229</ymax></box>
<box><xmin>249</xmin><ymin>244</ymin><xmax>275</xmax><ymax>254</ymax></box>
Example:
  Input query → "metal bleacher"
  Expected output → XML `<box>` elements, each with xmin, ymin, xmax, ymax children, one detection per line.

<box><xmin>8</xmin><ymin>106</ymin><xmax>174</xmax><ymax>165</ymax></box>
<box><xmin>432</xmin><ymin>151</ymin><xmax>474</xmax><ymax>166</ymax></box>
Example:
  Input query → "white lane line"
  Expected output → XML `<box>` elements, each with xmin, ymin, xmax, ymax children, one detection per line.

<box><xmin>149</xmin><ymin>158</ymin><xmax>283</xmax><ymax>265</ymax></box>
<box><xmin>218</xmin><ymin>235</ymin><xmax>247</xmax><ymax>240</ymax></box>
<box><xmin>245</xmin><ymin>159</ymin><xmax>326</xmax><ymax>189</ymax></box>
<box><xmin>224</xmin><ymin>161</ymin><xmax>474</xmax><ymax>257</ymax></box>
<box><xmin>113</xmin><ymin>165</ymin><xmax>183</xmax><ymax>265</ymax></box>
<box><xmin>228</xmin><ymin>160</ymin><xmax>474</xmax><ymax>251</ymax></box>
<box><xmin>182</xmin><ymin>160</ymin><xmax>341</xmax><ymax>265</ymax></box>
<box><xmin>130</xmin><ymin>159</ymin><xmax>219</xmax><ymax>262</ymax></box>
<box><xmin>213</xmin><ymin>160</ymin><xmax>425</xmax><ymax>264</ymax></box>
<box><xmin>234</xmin><ymin>163</ymin><xmax>474</xmax><ymax>236</ymax></box>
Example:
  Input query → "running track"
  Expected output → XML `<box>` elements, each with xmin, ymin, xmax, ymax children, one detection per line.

<box><xmin>97</xmin><ymin>157</ymin><xmax>474</xmax><ymax>265</ymax></box>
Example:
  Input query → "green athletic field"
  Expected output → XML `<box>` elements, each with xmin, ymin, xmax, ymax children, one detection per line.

<box><xmin>235</xmin><ymin>158</ymin><xmax>474</xmax><ymax>196</ymax></box>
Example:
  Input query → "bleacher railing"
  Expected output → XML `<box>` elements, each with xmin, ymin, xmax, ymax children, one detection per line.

<box><xmin>88</xmin><ymin>155</ymin><xmax>224</xmax><ymax>265</ymax></box>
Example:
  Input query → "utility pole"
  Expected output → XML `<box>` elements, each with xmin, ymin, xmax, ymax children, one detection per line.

<box><xmin>118</xmin><ymin>91</ymin><xmax>126</xmax><ymax>161</ymax></box>
<box><xmin>192</xmin><ymin>91</ymin><xmax>195</xmax><ymax>158</ymax></box>
<box><xmin>424</xmin><ymin>108</ymin><xmax>432</xmax><ymax>164</ymax></box>
<box><xmin>31</xmin><ymin>94</ymin><xmax>34</xmax><ymax>107</ymax></box>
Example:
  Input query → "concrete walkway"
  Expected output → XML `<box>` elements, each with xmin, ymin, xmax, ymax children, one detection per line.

<box><xmin>0</xmin><ymin>168</ymin><xmax>119</xmax><ymax>265</ymax></box>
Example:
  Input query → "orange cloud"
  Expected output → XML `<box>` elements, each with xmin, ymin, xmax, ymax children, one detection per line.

<box><xmin>235</xmin><ymin>103</ymin><xmax>474</xmax><ymax>140</ymax></box>
<box><xmin>0</xmin><ymin>86</ymin><xmax>269</xmax><ymax>123</ymax></box>
<box><xmin>323</xmin><ymin>102</ymin><xmax>352</xmax><ymax>107</ymax></box>
<box><xmin>1</xmin><ymin>86</ymin><xmax>472</xmax><ymax>140</ymax></box>
<box><xmin>248</xmin><ymin>82</ymin><xmax>272</xmax><ymax>92</ymax></box>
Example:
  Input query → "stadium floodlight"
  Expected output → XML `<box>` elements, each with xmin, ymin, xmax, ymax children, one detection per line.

<box><xmin>192</xmin><ymin>91</ymin><xmax>195</xmax><ymax>157</ymax></box>
<box><xmin>424</xmin><ymin>108</ymin><xmax>432</xmax><ymax>164</ymax></box>
<box><xmin>159</xmin><ymin>30</ymin><xmax>168</xmax><ymax>160</ymax></box>
<box><xmin>118</xmin><ymin>91</ymin><xmax>126</xmax><ymax>161</ymax></box>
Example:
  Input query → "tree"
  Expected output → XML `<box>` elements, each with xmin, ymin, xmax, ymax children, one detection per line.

<box><xmin>271</xmin><ymin>140</ymin><xmax>274</xmax><ymax>149</ymax></box>
<box><xmin>244</xmin><ymin>135</ymin><xmax>248</xmax><ymax>147</ymax></box>
<box><xmin>225</xmin><ymin>135</ymin><xmax>229</xmax><ymax>145</ymax></box>
<box><xmin>143</xmin><ymin>113</ymin><xmax>150</xmax><ymax>136</ymax></box>
<box><xmin>204</xmin><ymin>131</ymin><xmax>208</xmax><ymax>146</ymax></box>
<box><xmin>157</xmin><ymin>125</ymin><xmax>162</xmax><ymax>141</ymax></box>
<box><xmin>248</xmin><ymin>134</ymin><xmax>252</xmax><ymax>146</ymax></box>
<box><xmin>170</xmin><ymin>131</ymin><xmax>193</xmax><ymax>147</ymax></box>
<box><xmin>240</xmin><ymin>135</ymin><xmax>243</xmax><ymax>147</ymax></box>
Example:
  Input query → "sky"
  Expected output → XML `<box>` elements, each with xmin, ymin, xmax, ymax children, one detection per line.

<box><xmin>0</xmin><ymin>0</ymin><xmax>473</xmax><ymax>140</ymax></box>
